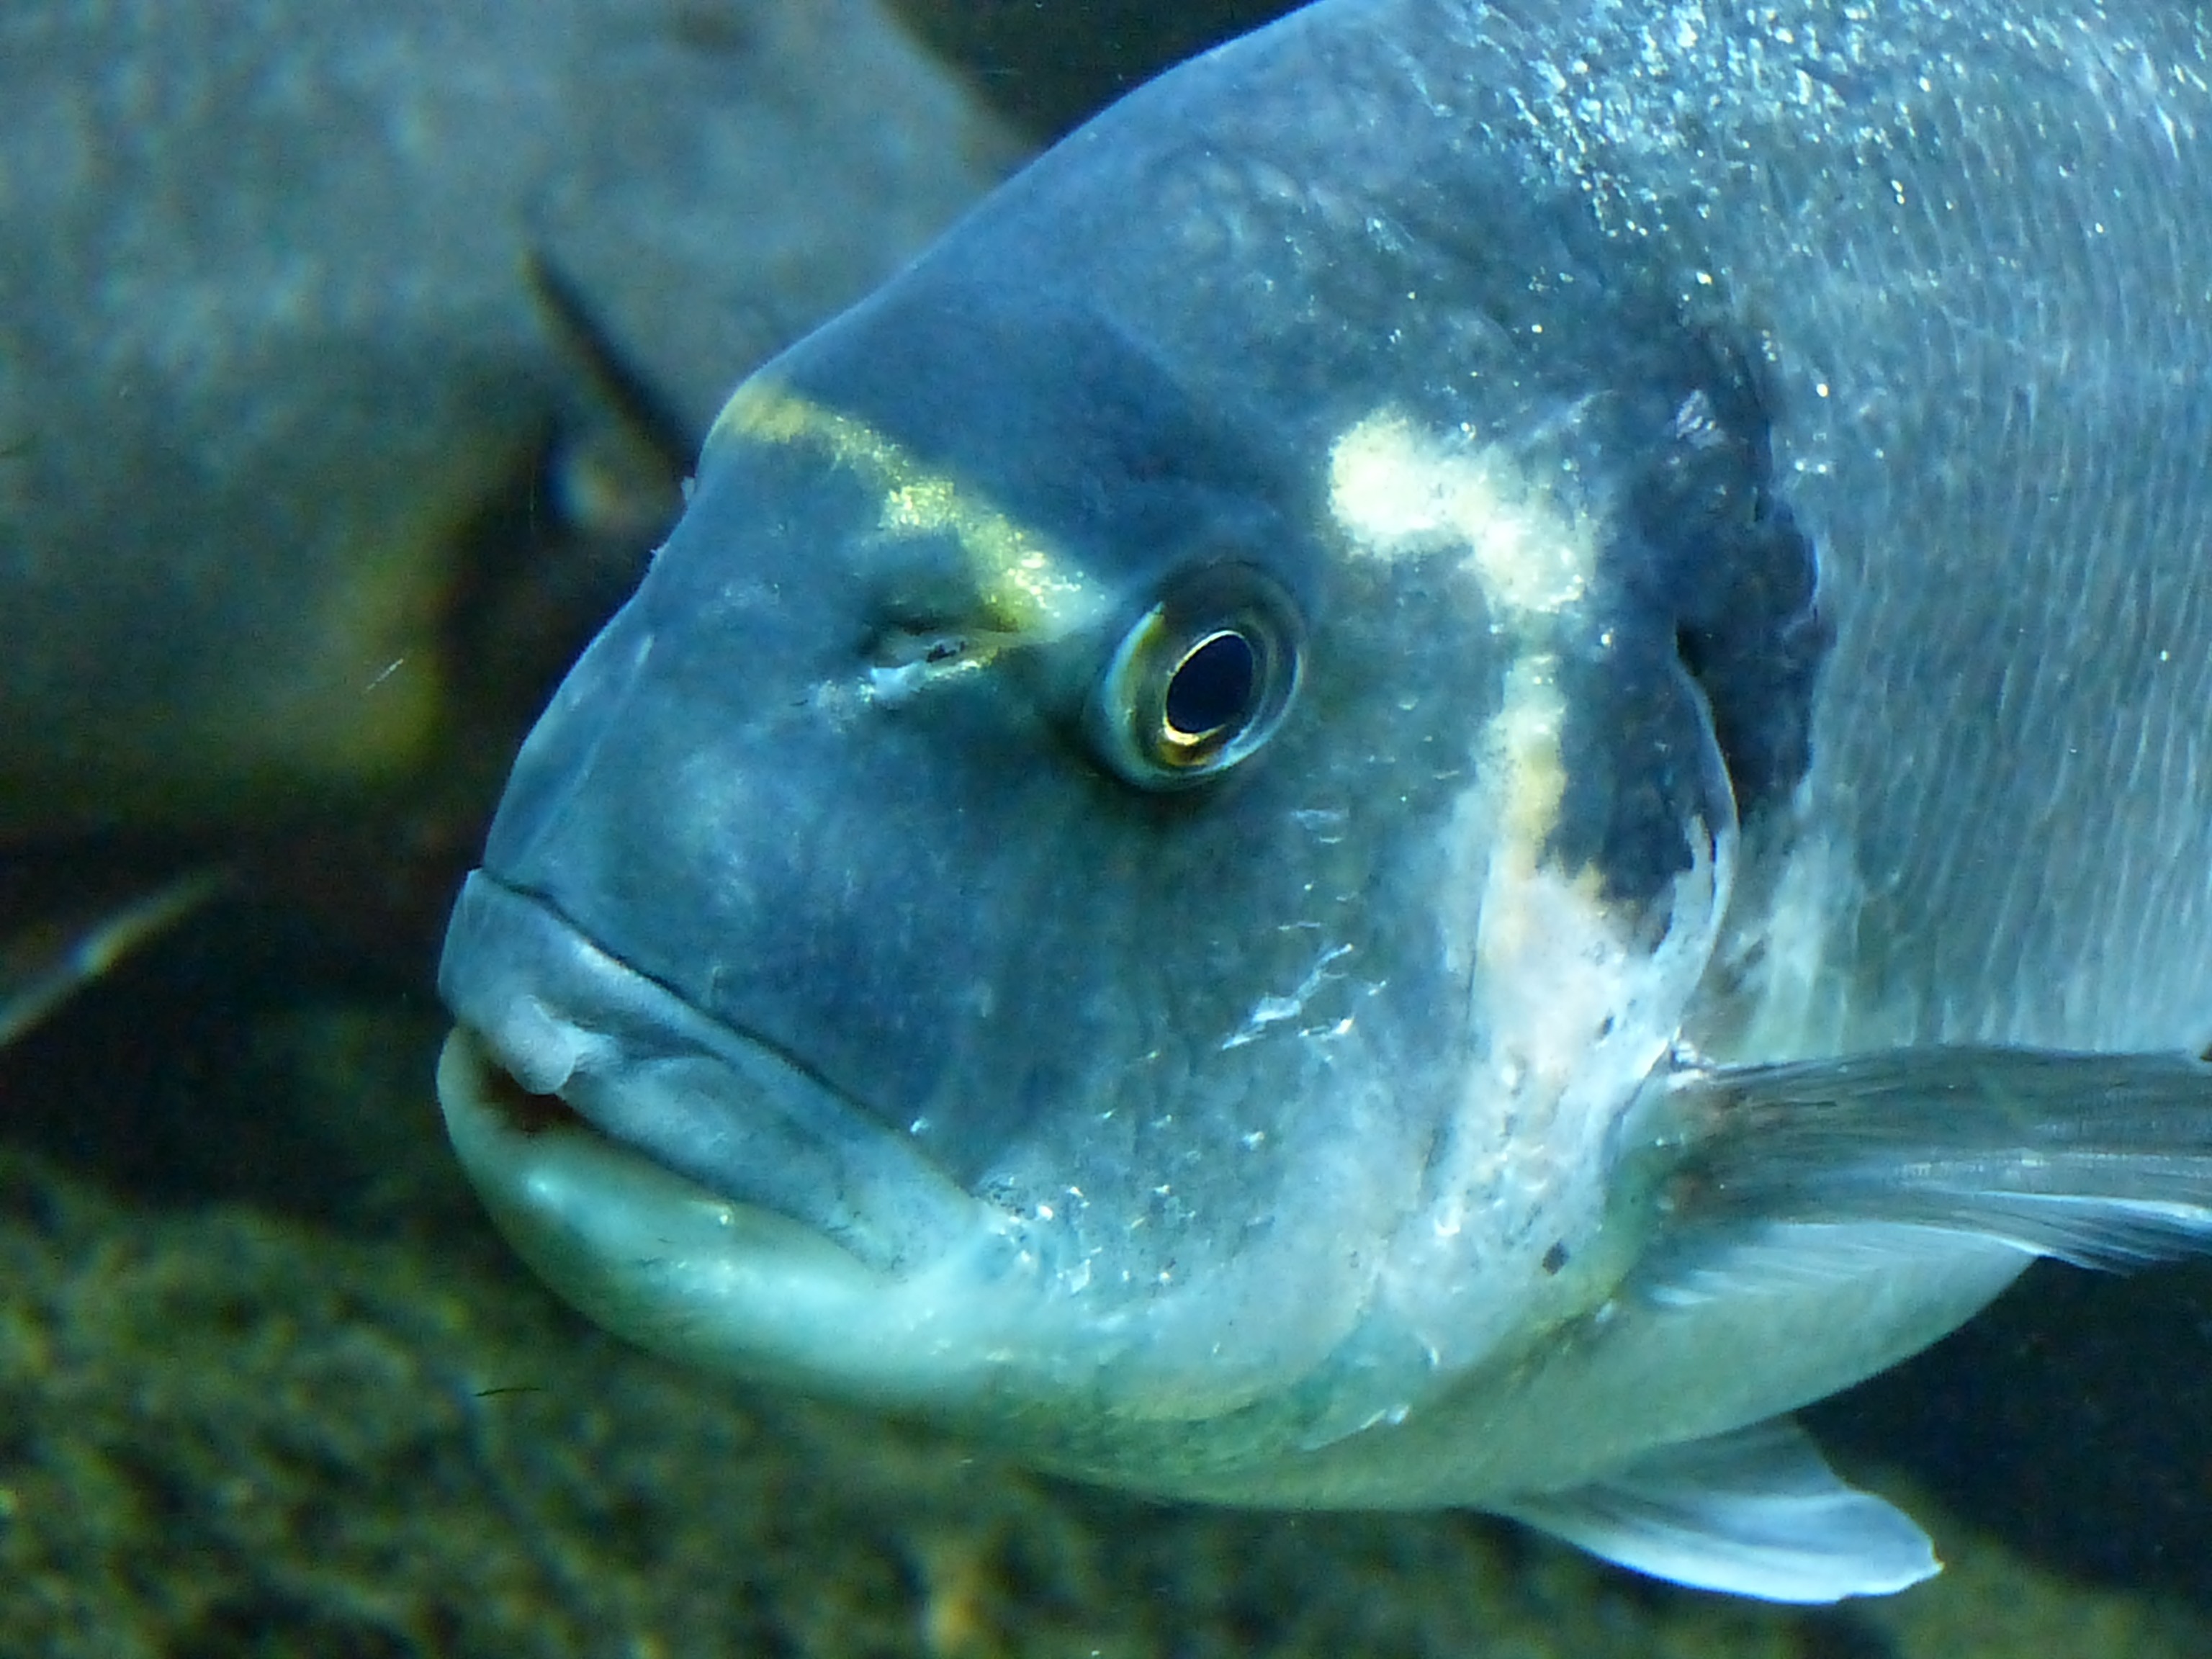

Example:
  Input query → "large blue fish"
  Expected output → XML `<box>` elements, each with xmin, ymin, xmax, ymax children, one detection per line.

<box><xmin>436</xmin><ymin>0</ymin><xmax>2212</xmax><ymax>1600</ymax></box>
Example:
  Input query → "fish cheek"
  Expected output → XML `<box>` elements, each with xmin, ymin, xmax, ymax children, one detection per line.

<box><xmin>863</xmin><ymin>567</ymin><xmax>1445</xmax><ymax>1215</ymax></box>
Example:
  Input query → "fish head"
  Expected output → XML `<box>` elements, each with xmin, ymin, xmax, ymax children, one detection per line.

<box><xmin>437</xmin><ymin>242</ymin><xmax>1748</xmax><ymax>1495</ymax></box>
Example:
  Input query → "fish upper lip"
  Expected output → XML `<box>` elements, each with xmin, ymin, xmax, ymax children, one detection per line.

<box><xmin>437</xmin><ymin>870</ymin><xmax>986</xmax><ymax>1272</ymax></box>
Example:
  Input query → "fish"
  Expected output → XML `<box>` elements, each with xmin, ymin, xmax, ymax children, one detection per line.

<box><xmin>433</xmin><ymin>0</ymin><xmax>2212</xmax><ymax>1603</ymax></box>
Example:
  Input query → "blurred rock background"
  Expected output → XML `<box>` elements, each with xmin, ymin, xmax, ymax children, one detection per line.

<box><xmin>4</xmin><ymin>2</ymin><xmax>2211</xmax><ymax>1653</ymax></box>
<box><xmin>0</xmin><ymin>0</ymin><xmax>1017</xmax><ymax>868</ymax></box>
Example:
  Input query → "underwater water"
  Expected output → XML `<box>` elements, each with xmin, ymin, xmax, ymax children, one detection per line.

<box><xmin>6</xmin><ymin>1</ymin><xmax>2212</xmax><ymax>1653</ymax></box>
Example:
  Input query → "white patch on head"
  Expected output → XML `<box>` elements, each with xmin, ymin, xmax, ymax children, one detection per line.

<box><xmin>1422</xmin><ymin>647</ymin><xmax>1735</xmax><ymax>1268</ymax></box>
<box><xmin>1388</xmin><ymin>720</ymin><xmax>1734</xmax><ymax>1375</ymax></box>
<box><xmin>1318</xmin><ymin>403</ymin><xmax>1737</xmax><ymax>1374</ymax></box>
<box><xmin>1304</xmin><ymin>405</ymin><xmax>1743</xmax><ymax>1402</ymax></box>
<box><xmin>1326</xmin><ymin>410</ymin><xmax>1597</xmax><ymax>618</ymax></box>
<box><xmin>1437</xmin><ymin>653</ymin><xmax>1567</xmax><ymax>979</ymax></box>
<box><xmin>1470</xmin><ymin>828</ymin><xmax>1731</xmax><ymax>1154</ymax></box>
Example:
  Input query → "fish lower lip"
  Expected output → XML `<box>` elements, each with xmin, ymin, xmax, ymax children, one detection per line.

<box><xmin>436</xmin><ymin>870</ymin><xmax>986</xmax><ymax>1272</ymax></box>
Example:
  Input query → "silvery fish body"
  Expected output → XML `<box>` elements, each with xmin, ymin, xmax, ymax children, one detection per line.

<box><xmin>436</xmin><ymin>0</ymin><xmax>2212</xmax><ymax>1601</ymax></box>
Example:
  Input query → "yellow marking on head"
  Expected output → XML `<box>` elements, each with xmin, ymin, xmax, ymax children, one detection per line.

<box><xmin>1326</xmin><ymin>410</ymin><xmax>1596</xmax><ymax>620</ymax></box>
<box><xmin>1423</xmin><ymin>642</ymin><xmax>1725</xmax><ymax>1275</ymax></box>
<box><xmin>1437</xmin><ymin>653</ymin><xmax>1576</xmax><ymax>980</ymax></box>
<box><xmin>1486</xmin><ymin>655</ymin><xmax>1570</xmax><ymax>860</ymax></box>
<box><xmin>711</xmin><ymin>379</ymin><xmax>1112</xmax><ymax>637</ymax></box>
<box><xmin>1330</xmin><ymin>405</ymin><xmax>1612</xmax><ymax>992</ymax></box>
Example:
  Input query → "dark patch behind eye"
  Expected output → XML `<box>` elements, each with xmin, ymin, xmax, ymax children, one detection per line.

<box><xmin>1546</xmin><ymin>315</ymin><xmax>1826</xmax><ymax>906</ymax></box>
<box><xmin>1627</xmin><ymin>328</ymin><xmax>1829</xmax><ymax>824</ymax></box>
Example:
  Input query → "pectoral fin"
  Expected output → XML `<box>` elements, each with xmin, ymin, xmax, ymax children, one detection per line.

<box><xmin>1622</xmin><ymin>1047</ymin><xmax>2212</xmax><ymax>1305</ymax></box>
<box><xmin>1501</xmin><ymin>1416</ymin><xmax>1937</xmax><ymax>1601</ymax></box>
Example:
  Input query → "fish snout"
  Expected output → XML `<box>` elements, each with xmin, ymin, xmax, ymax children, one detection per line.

<box><xmin>436</xmin><ymin>870</ymin><xmax>987</xmax><ymax>1275</ymax></box>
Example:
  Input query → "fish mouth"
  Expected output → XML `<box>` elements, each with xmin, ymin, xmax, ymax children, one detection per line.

<box><xmin>435</xmin><ymin>873</ymin><xmax>1051</xmax><ymax>1399</ymax></box>
<box><xmin>439</xmin><ymin>871</ymin><xmax>986</xmax><ymax>1272</ymax></box>
<box><xmin>433</xmin><ymin>876</ymin><xmax>1392</xmax><ymax>1449</ymax></box>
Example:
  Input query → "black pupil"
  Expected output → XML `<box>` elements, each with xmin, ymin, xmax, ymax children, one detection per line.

<box><xmin>1164</xmin><ymin>629</ymin><xmax>1258</xmax><ymax>740</ymax></box>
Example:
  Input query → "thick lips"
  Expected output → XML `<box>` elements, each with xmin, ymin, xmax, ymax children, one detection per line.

<box><xmin>431</xmin><ymin>879</ymin><xmax>1401</xmax><ymax>1447</ymax></box>
<box><xmin>433</xmin><ymin>1017</ymin><xmax>1068</xmax><ymax>1408</ymax></box>
<box><xmin>436</xmin><ymin>870</ymin><xmax>986</xmax><ymax>1273</ymax></box>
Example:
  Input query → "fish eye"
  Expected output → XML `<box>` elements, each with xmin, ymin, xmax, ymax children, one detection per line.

<box><xmin>1088</xmin><ymin>565</ymin><xmax>1303</xmax><ymax>788</ymax></box>
<box><xmin>1164</xmin><ymin>629</ymin><xmax>1256</xmax><ymax>745</ymax></box>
